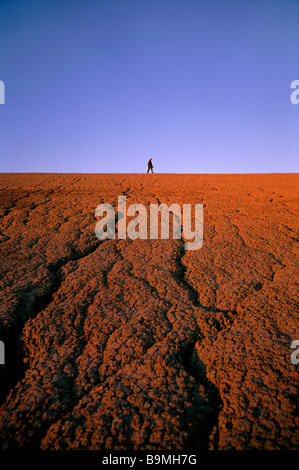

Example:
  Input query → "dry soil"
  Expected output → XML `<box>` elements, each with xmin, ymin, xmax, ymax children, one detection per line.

<box><xmin>0</xmin><ymin>173</ymin><xmax>298</xmax><ymax>450</ymax></box>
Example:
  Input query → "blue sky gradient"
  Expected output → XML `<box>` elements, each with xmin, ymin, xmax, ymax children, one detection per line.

<box><xmin>0</xmin><ymin>0</ymin><xmax>298</xmax><ymax>173</ymax></box>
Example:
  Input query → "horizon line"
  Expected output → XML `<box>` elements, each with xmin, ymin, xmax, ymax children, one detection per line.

<box><xmin>0</xmin><ymin>171</ymin><xmax>298</xmax><ymax>176</ymax></box>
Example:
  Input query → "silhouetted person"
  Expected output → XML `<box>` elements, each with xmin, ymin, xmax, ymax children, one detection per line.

<box><xmin>147</xmin><ymin>158</ymin><xmax>154</xmax><ymax>173</ymax></box>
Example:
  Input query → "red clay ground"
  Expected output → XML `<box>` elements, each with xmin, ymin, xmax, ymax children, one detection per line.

<box><xmin>0</xmin><ymin>173</ymin><xmax>298</xmax><ymax>450</ymax></box>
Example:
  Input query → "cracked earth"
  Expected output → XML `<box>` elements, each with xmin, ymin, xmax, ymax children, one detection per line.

<box><xmin>0</xmin><ymin>173</ymin><xmax>298</xmax><ymax>450</ymax></box>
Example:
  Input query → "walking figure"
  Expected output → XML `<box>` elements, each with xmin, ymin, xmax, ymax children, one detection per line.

<box><xmin>147</xmin><ymin>158</ymin><xmax>154</xmax><ymax>173</ymax></box>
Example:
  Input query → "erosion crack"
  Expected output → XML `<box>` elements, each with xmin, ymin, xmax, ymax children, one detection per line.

<box><xmin>0</xmin><ymin>239</ymin><xmax>102</xmax><ymax>407</ymax></box>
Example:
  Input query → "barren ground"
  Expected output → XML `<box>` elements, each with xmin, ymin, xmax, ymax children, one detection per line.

<box><xmin>0</xmin><ymin>173</ymin><xmax>298</xmax><ymax>450</ymax></box>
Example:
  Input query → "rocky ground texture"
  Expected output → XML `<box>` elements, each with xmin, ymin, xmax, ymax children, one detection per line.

<box><xmin>0</xmin><ymin>173</ymin><xmax>298</xmax><ymax>450</ymax></box>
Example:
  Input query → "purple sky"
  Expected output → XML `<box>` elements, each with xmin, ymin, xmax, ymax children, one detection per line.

<box><xmin>0</xmin><ymin>0</ymin><xmax>298</xmax><ymax>173</ymax></box>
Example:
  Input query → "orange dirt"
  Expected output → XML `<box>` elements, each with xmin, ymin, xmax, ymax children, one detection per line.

<box><xmin>0</xmin><ymin>173</ymin><xmax>298</xmax><ymax>450</ymax></box>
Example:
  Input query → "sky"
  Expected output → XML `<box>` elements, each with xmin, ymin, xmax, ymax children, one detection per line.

<box><xmin>0</xmin><ymin>0</ymin><xmax>298</xmax><ymax>173</ymax></box>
